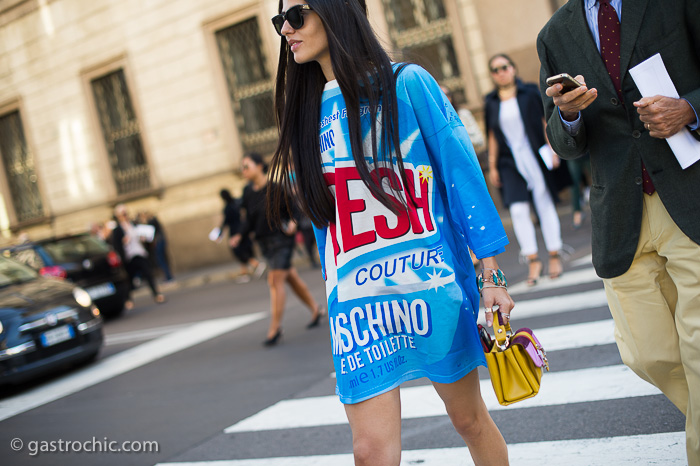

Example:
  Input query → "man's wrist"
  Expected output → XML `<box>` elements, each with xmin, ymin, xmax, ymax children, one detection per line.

<box><xmin>680</xmin><ymin>98</ymin><xmax>699</xmax><ymax>130</ymax></box>
<box><xmin>560</xmin><ymin>109</ymin><xmax>579</xmax><ymax>122</ymax></box>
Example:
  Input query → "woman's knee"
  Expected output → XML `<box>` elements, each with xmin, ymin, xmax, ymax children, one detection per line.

<box><xmin>352</xmin><ymin>435</ymin><xmax>401</xmax><ymax>466</ymax></box>
<box><xmin>509</xmin><ymin>202</ymin><xmax>531</xmax><ymax>222</ymax></box>
<box><xmin>267</xmin><ymin>270</ymin><xmax>287</xmax><ymax>287</ymax></box>
<box><xmin>449</xmin><ymin>405</ymin><xmax>489</xmax><ymax>441</ymax></box>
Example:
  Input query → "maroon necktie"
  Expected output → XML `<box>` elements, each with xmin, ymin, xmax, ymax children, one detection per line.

<box><xmin>598</xmin><ymin>0</ymin><xmax>655</xmax><ymax>194</ymax></box>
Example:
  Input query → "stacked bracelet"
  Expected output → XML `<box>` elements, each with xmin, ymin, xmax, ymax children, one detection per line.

<box><xmin>476</xmin><ymin>268</ymin><xmax>508</xmax><ymax>294</ymax></box>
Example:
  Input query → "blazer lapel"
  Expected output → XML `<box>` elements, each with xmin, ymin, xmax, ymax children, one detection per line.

<box><xmin>564</xmin><ymin>0</ymin><xmax>616</xmax><ymax>96</ymax></box>
<box><xmin>620</xmin><ymin>0</ymin><xmax>650</xmax><ymax>79</ymax></box>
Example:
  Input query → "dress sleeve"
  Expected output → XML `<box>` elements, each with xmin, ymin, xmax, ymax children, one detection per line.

<box><xmin>397</xmin><ymin>65</ymin><xmax>509</xmax><ymax>259</ymax></box>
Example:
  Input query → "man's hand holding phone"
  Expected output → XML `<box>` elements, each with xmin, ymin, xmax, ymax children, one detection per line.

<box><xmin>545</xmin><ymin>74</ymin><xmax>598</xmax><ymax>121</ymax></box>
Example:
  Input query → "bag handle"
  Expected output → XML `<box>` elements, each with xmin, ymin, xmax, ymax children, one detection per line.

<box><xmin>491</xmin><ymin>309</ymin><xmax>512</xmax><ymax>350</ymax></box>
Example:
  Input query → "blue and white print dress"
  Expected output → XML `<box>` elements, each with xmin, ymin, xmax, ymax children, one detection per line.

<box><xmin>314</xmin><ymin>64</ymin><xmax>509</xmax><ymax>404</ymax></box>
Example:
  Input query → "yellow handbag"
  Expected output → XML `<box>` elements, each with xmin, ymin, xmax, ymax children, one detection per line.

<box><xmin>479</xmin><ymin>311</ymin><xmax>549</xmax><ymax>406</ymax></box>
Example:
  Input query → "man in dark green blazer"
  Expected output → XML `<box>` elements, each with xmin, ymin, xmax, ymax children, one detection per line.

<box><xmin>537</xmin><ymin>0</ymin><xmax>700</xmax><ymax>463</ymax></box>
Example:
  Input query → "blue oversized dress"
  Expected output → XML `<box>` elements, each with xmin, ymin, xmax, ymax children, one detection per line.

<box><xmin>314</xmin><ymin>64</ymin><xmax>509</xmax><ymax>404</ymax></box>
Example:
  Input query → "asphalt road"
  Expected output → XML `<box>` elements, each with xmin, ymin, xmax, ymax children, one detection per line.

<box><xmin>0</xmin><ymin>208</ymin><xmax>686</xmax><ymax>466</ymax></box>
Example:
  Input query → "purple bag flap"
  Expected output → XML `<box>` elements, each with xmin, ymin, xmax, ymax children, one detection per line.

<box><xmin>511</xmin><ymin>328</ymin><xmax>545</xmax><ymax>368</ymax></box>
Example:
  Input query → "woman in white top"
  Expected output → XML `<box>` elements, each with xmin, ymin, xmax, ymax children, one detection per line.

<box><xmin>484</xmin><ymin>54</ymin><xmax>567</xmax><ymax>285</ymax></box>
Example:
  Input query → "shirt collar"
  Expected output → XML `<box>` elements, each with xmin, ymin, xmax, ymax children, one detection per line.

<box><xmin>586</xmin><ymin>0</ymin><xmax>621</xmax><ymax>9</ymax></box>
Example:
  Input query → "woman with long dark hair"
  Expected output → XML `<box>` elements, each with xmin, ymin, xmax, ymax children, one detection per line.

<box><xmin>268</xmin><ymin>1</ymin><xmax>513</xmax><ymax>464</ymax></box>
<box><xmin>231</xmin><ymin>153</ymin><xmax>323</xmax><ymax>346</ymax></box>
<box><xmin>484</xmin><ymin>53</ymin><xmax>566</xmax><ymax>285</ymax></box>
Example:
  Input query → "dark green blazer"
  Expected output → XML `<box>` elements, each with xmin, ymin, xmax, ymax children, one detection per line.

<box><xmin>537</xmin><ymin>0</ymin><xmax>700</xmax><ymax>279</ymax></box>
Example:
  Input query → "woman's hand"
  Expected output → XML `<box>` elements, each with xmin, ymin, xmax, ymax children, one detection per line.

<box><xmin>229</xmin><ymin>234</ymin><xmax>241</xmax><ymax>248</ymax></box>
<box><xmin>479</xmin><ymin>257</ymin><xmax>514</xmax><ymax>327</ymax></box>
<box><xmin>482</xmin><ymin>287</ymin><xmax>515</xmax><ymax>328</ymax></box>
<box><xmin>551</xmin><ymin>151</ymin><xmax>561</xmax><ymax>169</ymax></box>
<box><xmin>283</xmin><ymin>221</ymin><xmax>298</xmax><ymax>236</ymax></box>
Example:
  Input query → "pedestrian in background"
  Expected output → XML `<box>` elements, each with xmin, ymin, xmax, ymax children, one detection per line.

<box><xmin>440</xmin><ymin>85</ymin><xmax>486</xmax><ymax>156</ymax></box>
<box><xmin>442</xmin><ymin>84</ymin><xmax>485</xmax><ymax>268</ymax></box>
<box><xmin>296</xmin><ymin>212</ymin><xmax>319</xmax><ymax>268</ymax></box>
<box><xmin>138</xmin><ymin>211</ymin><xmax>174</xmax><ymax>283</ymax></box>
<box><xmin>230</xmin><ymin>153</ymin><xmax>323</xmax><ymax>346</ymax></box>
<box><xmin>267</xmin><ymin>0</ymin><xmax>514</xmax><ymax>463</ymax></box>
<box><xmin>484</xmin><ymin>53</ymin><xmax>567</xmax><ymax>286</ymax></box>
<box><xmin>218</xmin><ymin>188</ymin><xmax>264</xmax><ymax>281</ymax></box>
<box><xmin>538</xmin><ymin>1</ymin><xmax>700</xmax><ymax>462</ymax></box>
<box><xmin>112</xmin><ymin>204</ymin><xmax>165</xmax><ymax>309</ymax></box>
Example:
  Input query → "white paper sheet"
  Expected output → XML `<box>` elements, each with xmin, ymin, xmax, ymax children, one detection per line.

<box><xmin>629</xmin><ymin>53</ymin><xmax>700</xmax><ymax>169</ymax></box>
<box><xmin>208</xmin><ymin>227</ymin><xmax>221</xmax><ymax>242</ymax></box>
<box><xmin>538</xmin><ymin>144</ymin><xmax>555</xmax><ymax>170</ymax></box>
<box><xmin>134</xmin><ymin>224</ymin><xmax>155</xmax><ymax>242</ymax></box>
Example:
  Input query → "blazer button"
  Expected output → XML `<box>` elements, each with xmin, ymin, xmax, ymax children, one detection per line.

<box><xmin>635</xmin><ymin>177</ymin><xmax>643</xmax><ymax>185</ymax></box>
<box><xmin>611</xmin><ymin>98</ymin><xmax>619</xmax><ymax>106</ymax></box>
<box><xmin>632</xmin><ymin>130</ymin><xmax>641</xmax><ymax>138</ymax></box>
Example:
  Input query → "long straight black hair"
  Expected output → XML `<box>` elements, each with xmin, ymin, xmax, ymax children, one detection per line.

<box><xmin>268</xmin><ymin>0</ymin><xmax>408</xmax><ymax>228</ymax></box>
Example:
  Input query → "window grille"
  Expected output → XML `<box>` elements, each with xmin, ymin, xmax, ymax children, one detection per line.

<box><xmin>0</xmin><ymin>111</ymin><xmax>45</xmax><ymax>223</ymax></box>
<box><xmin>215</xmin><ymin>17</ymin><xmax>277</xmax><ymax>155</ymax></box>
<box><xmin>91</xmin><ymin>69</ymin><xmax>151</xmax><ymax>195</ymax></box>
<box><xmin>383</xmin><ymin>0</ymin><xmax>464</xmax><ymax>101</ymax></box>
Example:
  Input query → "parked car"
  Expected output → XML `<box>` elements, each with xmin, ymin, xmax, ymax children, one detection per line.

<box><xmin>1</xmin><ymin>234</ymin><xmax>130</xmax><ymax>318</ymax></box>
<box><xmin>0</xmin><ymin>255</ymin><xmax>104</xmax><ymax>387</ymax></box>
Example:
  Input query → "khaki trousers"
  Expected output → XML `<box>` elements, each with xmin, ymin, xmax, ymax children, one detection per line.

<box><xmin>603</xmin><ymin>192</ymin><xmax>700</xmax><ymax>465</ymax></box>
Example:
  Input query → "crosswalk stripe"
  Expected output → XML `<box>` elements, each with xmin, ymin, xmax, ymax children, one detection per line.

<box><xmin>507</xmin><ymin>266</ymin><xmax>601</xmax><ymax>294</ymax></box>
<box><xmin>535</xmin><ymin>318</ymin><xmax>615</xmax><ymax>351</ymax></box>
<box><xmin>155</xmin><ymin>431</ymin><xmax>685</xmax><ymax>466</ymax></box>
<box><xmin>0</xmin><ymin>313</ymin><xmax>266</xmax><ymax>423</ymax></box>
<box><xmin>570</xmin><ymin>253</ymin><xmax>593</xmax><ymax>267</ymax></box>
<box><xmin>477</xmin><ymin>288</ymin><xmax>608</xmax><ymax>323</ymax></box>
<box><xmin>105</xmin><ymin>323</ymin><xmax>190</xmax><ymax>346</ymax></box>
<box><xmin>225</xmin><ymin>364</ymin><xmax>660</xmax><ymax>433</ymax></box>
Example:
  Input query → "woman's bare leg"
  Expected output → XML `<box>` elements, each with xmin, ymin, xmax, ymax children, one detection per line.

<box><xmin>266</xmin><ymin>269</ymin><xmax>289</xmax><ymax>339</ymax></box>
<box><xmin>432</xmin><ymin>369</ymin><xmax>509</xmax><ymax>465</ymax></box>
<box><xmin>285</xmin><ymin>267</ymin><xmax>320</xmax><ymax>317</ymax></box>
<box><xmin>344</xmin><ymin>387</ymin><xmax>402</xmax><ymax>466</ymax></box>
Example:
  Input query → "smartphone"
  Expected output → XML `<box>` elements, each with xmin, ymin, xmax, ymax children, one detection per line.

<box><xmin>546</xmin><ymin>73</ymin><xmax>582</xmax><ymax>93</ymax></box>
<box><xmin>478</xmin><ymin>324</ymin><xmax>494</xmax><ymax>352</ymax></box>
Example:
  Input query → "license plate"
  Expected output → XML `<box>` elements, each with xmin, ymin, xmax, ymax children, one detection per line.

<box><xmin>40</xmin><ymin>325</ymin><xmax>75</xmax><ymax>347</ymax></box>
<box><xmin>86</xmin><ymin>282</ymin><xmax>116</xmax><ymax>300</ymax></box>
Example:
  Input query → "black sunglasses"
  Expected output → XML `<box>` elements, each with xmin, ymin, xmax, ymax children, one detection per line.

<box><xmin>490</xmin><ymin>64</ymin><xmax>511</xmax><ymax>74</ymax></box>
<box><xmin>271</xmin><ymin>4</ymin><xmax>313</xmax><ymax>37</ymax></box>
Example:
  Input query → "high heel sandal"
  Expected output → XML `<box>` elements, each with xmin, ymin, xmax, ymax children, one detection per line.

<box><xmin>307</xmin><ymin>307</ymin><xmax>326</xmax><ymax>329</ymax></box>
<box><xmin>527</xmin><ymin>257</ymin><xmax>543</xmax><ymax>287</ymax></box>
<box><xmin>263</xmin><ymin>329</ymin><xmax>282</xmax><ymax>347</ymax></box>
<box><xmin>549</xmin><ymin>253</ymin><xmax>563</xmax><ymax>280</ymax></box>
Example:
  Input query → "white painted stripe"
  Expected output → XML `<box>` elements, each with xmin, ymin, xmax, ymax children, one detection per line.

<box><xmin>535</xmin><ymin>319</ymin><xmax>616</xmax><ymax>351</ymax></box>
<box><xmin>155</xmin><ymin>431</ymin><xmax>685</xmax><ymax>466</ymax></box>
<box><xmin>508</xmin><ymin>266</ymin><xmax>601</xmax><ymax>294</ymax></box>
<box><xmin>571</xmin><ymin>253</ymin><xmax>593</xmax><ymax>267</ymax></box>
<box><xmin>105</xmin><ymin>323</ymin><xmax>190</xmax><ymax>346</ymax></box>
<box><xmin>477</xmin><ymin>288</ymin><xmax>609</xmax><ymax>323</ymax></box>
<box><xmin>224</xmin><ymin>364</ymin><xmax>660</xmax><ymax>433</ymax></box>
<box><xmin>0</xmin><ymin>313</ymin><xmax>265</xmax><ymax>423</ymax></box>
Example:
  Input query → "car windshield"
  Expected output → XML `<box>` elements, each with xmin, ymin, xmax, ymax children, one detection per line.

<box><xmin>0</xmin><ymin>256</ymin><xmax>38</xmax><ymax>287</ymax></box>
<box><xmin>42</xmin><ymin>236</ymin><xmax>111</xmax><ymax>263</ymax></box>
